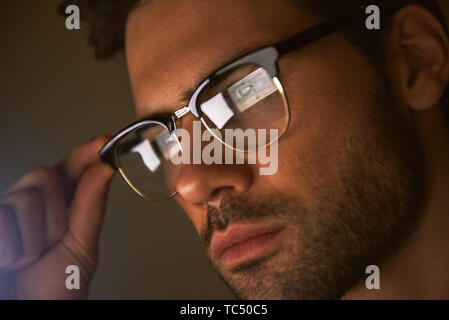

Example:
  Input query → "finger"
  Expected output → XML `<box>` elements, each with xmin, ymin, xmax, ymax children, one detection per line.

<box><xmin>0</xmin><ymin>205</ymin><xmax>22</xmax><ymax>268</ymax></box>
<box><xmin>66</xmin><ymin>162</ymin><xmax>115</xmax><ymax>256</ymax></box>
<box><xmin>0</xmin><ymin>189</ymin><xmax>46</xmax><ymax>270</ymax></box>
<box><xmin>55</xmin><ymin>135</ymin><xmax>112</xmax><ymax>203</ymax></box>
<box><xmin>4</xmin><ymin>166</ymin><xmax>67</xmax><ymax>247</ymax></box>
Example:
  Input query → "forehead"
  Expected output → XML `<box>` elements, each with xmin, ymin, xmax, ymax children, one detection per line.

<box><xmin>125</xmin><ymin>0</ymin><xmax>316</xmax><ymax>119</ymax></box>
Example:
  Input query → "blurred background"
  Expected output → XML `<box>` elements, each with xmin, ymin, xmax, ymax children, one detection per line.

<box><xmin>1</xmin><ymin>0</ymin><xmax>448</xmax><ymax>300</ymax></box>
<box><xmin>0</xmin><ymin>0</ymin><xmax>234</xmax><ymax>299</ymax></box>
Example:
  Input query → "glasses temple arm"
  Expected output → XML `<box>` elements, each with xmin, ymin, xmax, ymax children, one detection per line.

<box><xmin>274</xmin><ymin>19</ymin><xmax>345</xmax><ymax>56</ymax></box>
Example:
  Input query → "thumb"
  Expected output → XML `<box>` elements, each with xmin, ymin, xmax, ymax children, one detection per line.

<box><xmin>66</xmin><ymin>162</ymin><xmax>115</xmax><ymax>255</ymax></box>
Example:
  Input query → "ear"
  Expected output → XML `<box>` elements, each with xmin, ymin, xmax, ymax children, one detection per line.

<box><xmin>387</xmin><ymin>5</ymin><xmax>449</xmax><ymax>111</ymax></box>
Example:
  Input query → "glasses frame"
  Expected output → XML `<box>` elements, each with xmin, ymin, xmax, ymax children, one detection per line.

<box><xmin>99</xmin><ymin>17</ymin><xmax>356</xmax><ymax>170</ymax></box>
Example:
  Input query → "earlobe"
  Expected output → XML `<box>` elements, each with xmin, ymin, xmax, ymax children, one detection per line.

<box><xmin>387</xmin><ymin>5</ymin><xmax>449</xmax><ymax>111</ymax></box>
<box><xmin>407</xmin><ymin>72</ymin><xmax>444</xmax><ymax>110</ymax></box>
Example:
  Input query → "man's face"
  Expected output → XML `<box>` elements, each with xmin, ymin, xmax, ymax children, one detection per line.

<box><xmin>125</xmin><ymin>0</ymin><xmax>426</xmax><ymax>299</ymax></box>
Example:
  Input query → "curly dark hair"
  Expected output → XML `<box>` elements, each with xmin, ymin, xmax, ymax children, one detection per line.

<box><xmin>59</xmin><ymin>0</ymin><xmax>447</xmax><ymax>57</ymax></box>
<box><xmin>58</xmin><ymin>0</ymin><xmax>449</xmax><ymax>120</ymax></box>
<box><xmin>58</xmin><ymin>0</ymin><xmax>139</xmax><ymax>59</ymax></box>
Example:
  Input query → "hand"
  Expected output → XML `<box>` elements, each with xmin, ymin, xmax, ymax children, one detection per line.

<box><xmin>0</xmin><ymin>136</ymin><xmax>115</xmax><ymax>299</ymax></box>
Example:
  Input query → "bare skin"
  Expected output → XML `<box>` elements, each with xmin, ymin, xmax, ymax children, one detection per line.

<box><xmin>0</xmin><ymin>0</ymin><xmax>448</xmax><ymax>299</ymax></box>
<box><xmin>0</xmin><ymin>136</ymin><xmax>115</xmax><ymax>299</ymax></box>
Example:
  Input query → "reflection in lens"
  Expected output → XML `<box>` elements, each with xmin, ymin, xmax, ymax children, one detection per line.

<box><xmin>198</xmin><ymin>64</ymin><xmax>289</xmax><ymax>152</ymax></box>
<box><xmin>114</xmin><ymin>123</ymin><xmax>181</xmax><ymax>201</ymax></box>
<box><xmin>227</xmin><ymin>66</ymin><xmax>278</xmax><ymax>113</ymax></box>
<box><xmin>200</xmin><ymin>93</ymin><xmax>235</xmax><ymax>129</ymax></box>
<box><xmin>130</xmin><ymin>139</ymin><xmax>161</xmax><ymax>172</ymax></box>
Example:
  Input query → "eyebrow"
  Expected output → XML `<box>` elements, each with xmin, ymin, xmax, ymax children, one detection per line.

<box><xmin>135</xmin><ymin>45</ymin><xmax>263</xmax><ymax>121</ymax></box>
<box><xmin>136</xmin><ymin>86</ymin><xmax>197</xmax><ymax>121</ymax></box>
<box><xmin>136</xmin><ymin>66</ymin><xmax>214</xmax><ymax>120</ymax></box>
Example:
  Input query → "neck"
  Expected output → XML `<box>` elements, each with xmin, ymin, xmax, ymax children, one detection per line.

<box><xmin>344</xmin><ymin>108</ymin><xmax>449</xmax><ymax>299</ymax></box>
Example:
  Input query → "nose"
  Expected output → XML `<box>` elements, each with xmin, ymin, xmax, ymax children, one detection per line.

<box><xmin>176</xmin><ymin>163</ymin><xmax>254</xmax><ymax>207</ymax></box>
<box><xmin>173</xmin><ymin>113</ymin><xmax>254</xmax><ymax>207</ymax></box>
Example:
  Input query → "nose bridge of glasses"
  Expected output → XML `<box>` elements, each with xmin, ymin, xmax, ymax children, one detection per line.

<box><xmin>173</xmin><ymin>109</ymin><xmax>211</xmax><ymax>148</ymax></box>
<box><xmin>168</xmin><ymin>105</ymin><xmax>208</xmax><ymax>163</ymax></box>
<box><xmin>172</xmin><ymin>105</ymin><xmax>204</xmax><ymax>138</ymax></box>
<box><xmin>172</xmin><ymin>105</ymin><xmax>190</xmax><ymax>122</ymax></box>
<box><xmin>188</xmin><ymin>78</ymin><xmax>210</xmax><ymax>118</ymax></box>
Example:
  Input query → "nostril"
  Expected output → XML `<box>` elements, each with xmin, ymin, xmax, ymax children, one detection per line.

<box><xmin>192</xmin><ymin>201</ymin><xmax>208</xmax><ymax>210</ymax></box>
<box><xmin>175</xmin><ymin>163</ymin><xmax>254</xmax><ymax>207</ymax></box>
<box><xmin>208</xmin><ymin>186</ymin><xmax>236</xmax><ymax>207</ymax></box>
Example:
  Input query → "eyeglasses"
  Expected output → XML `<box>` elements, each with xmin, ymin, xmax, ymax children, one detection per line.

<box><xmin>99</xmin><ymin>17</ymin><xmax>354</xmax><ymax>201</ymax></box>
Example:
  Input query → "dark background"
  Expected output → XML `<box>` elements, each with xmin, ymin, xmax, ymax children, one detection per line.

<box><xmin>0</xmin><ymin>0</ymin><xmax>233</xmax><ymax>299</ymax></box>
<box><xmin>1</xmin><ymin>0</ymin><xmax>448</xmax><ymax>299</ymax></box>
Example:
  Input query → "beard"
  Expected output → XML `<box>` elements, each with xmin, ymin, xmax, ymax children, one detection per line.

<box><xmin>199</xmin><ymin>70</ymin><xmax>428</xmax><ymax>300</ymax></box>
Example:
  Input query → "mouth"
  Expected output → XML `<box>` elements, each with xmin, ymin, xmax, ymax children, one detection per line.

<box><xmin>210</xmin><ymin>222</ymin><xmax>287</xmax><ymax>269</ymax></box>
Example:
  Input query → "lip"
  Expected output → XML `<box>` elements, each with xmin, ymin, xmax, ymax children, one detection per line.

<box><xmin>210</xmin><ymin>222</ymin><xmax>286</xmax><ymax>268</ymax></box>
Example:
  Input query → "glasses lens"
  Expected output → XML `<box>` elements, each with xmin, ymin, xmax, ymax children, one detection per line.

<box><xmin>198</xmin><ymin>63</ymin><xmax>289</xmax><ymax>152</ymax></box>
<box><xmin>114</xmin><ymin>123</ymin><xmax>181</xmax><ymax>201</ymax></box>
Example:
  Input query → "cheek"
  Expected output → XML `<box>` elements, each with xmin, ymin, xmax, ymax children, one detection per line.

<box><xmin>264</xmin><ymin>43</ymin><xmax>376</xmax><ymax>207</ymax></box>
